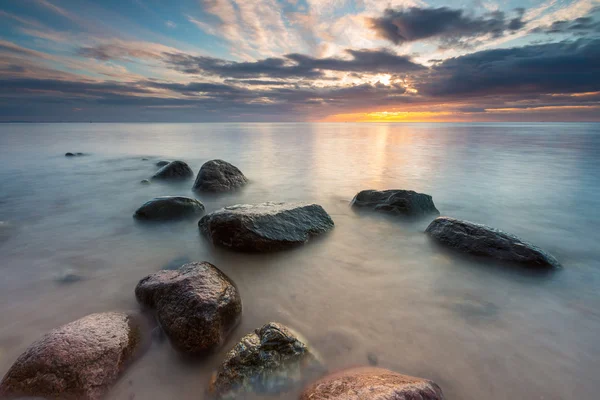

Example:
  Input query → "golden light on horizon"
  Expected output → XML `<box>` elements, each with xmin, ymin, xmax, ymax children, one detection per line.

<box><xmin>322</xmin><ymin>110</ymin><xmax>455</xmax><ymax>122</ymax></box>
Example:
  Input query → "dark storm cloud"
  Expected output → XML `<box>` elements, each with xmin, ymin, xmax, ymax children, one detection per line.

<box><xmin>0</xmin><ymin>78</ymin><xmax>152</xmax><ymax>95</ymax></box>
<box><xmin>418</xmin><ymin>38</ymin><xmax>600</xmax><ymax>97</ymax></box>
<box><xmin>159</xmin><ymin>48</ymin><xmax>425</xmax><ymax>78</ymax></box>
<box><xmin>369</xmin><ymin>7</ymin><xmax>526</xmax><ymax>47</ymax></box>
<box><xmin>530</xmin><ymin>8</ymin><xmax>600</xmax><ymax>35</ymax></box>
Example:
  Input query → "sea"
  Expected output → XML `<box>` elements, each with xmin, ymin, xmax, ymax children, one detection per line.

<box><xmin>0</xmin><ymin>122</ymin><xmax>599</xmax><ymax>399</ymax></box>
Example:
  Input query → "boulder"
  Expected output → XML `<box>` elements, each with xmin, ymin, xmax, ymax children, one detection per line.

<box><xmin>156</xmin><ymin>160</ymin><xmax>170</xmax><ymax>167</ymax></box>
<box><xmin>0</xmin><ymin>312</ymin><xmax>143</xmax><ymax>400</ymax></box>
<box><xmin>151</xmin><ymin>160</ymin><xmax>193</xmax><ymax>180</ymax></box>
<box><xmin>134</xmin><ymin>196</ymin><xmax>204</xmax><ymax>220</ymax></box>
<box><xmin>199</xmin><ymin>202</ymin><xmax>334</xmax><ymax>252</ymax></box>
<box><xmin>299</xmin><ymin>367</ymin><xmax>444</xmax><ymax>400</ymax></box>
<box><xmin>425</xmin><ymin>217</ymin><xmax>561</xmax><ymax>268</ymax></box>
<box><xmin>192</xmin><ymin>159</ymin><xmax>248</xmax><ymax>192</ymax></box>
<box><xmin>351</xmin><ymin>189</ymin><xmax>439</xmax><ymax>217</ymax></box>
<box><xmin>209</xmin><ymin>322</ymin><xmax>322</xmax><ymax>399</ymax></box>
<box><xmin>135</xmin><ymin>262</ymin><xmax>242</xmax><ymax>356</ymax></box>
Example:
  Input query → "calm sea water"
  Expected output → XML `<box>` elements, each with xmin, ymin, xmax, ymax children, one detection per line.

<box><xmin>0</xmin><ymin>122</ymin><xmax>599</xmax><ymax>399</ymax></box>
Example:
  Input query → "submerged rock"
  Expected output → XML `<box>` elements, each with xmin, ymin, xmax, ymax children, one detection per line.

<box><xmin>65</xmin><ymin>152</ymin><xmax>85</xmax><ymax>157</ymax></box>
<box><xmin>199</xmin><ymin>202</ymin><xmax>334</xmax><ymax>252</ymax></box>
<box><xmin>140</xmin><ymin>179</ymin><xmax>151</xmax><ymax>185</ymax></box>
<box><xmin>156</xmin><ymin>160</ymin><xmax>170</xmax><ymax>167</ymax></box>
<box><xmin>193</xmin><ymin>159</ymin><xmax>248</xmax><ymax>192</ymax></box>
<box><xmin>209</xmin><ymin>322</ymin><xmax>322</xmax><ymax>399</ymax></box>
<box><xmin>425</xmin><ymin>216</ymin><xmax>561</xmax><ymax>268</ymax></box>
<box><xmin>299</xmin><ymin>367</ymin><xmax>444</xmax><ymax>400</ymax></box>
<box><xmin>151</xmin><ymin>160</ymin><xmax>194</xmax><ymax>180</ymax></box>
<box><xmin>135</xmin><ymin>262</ymin><xmax>241</xmax><ymax>356</ymax></box>
<box><xmin>0</xmin><ymin>312</ymin><xmax>143</xmax><ymax>400</ymax></box>
<box><xmin>134</xmin><ymin>196</ymin><xmax>204</xmax><ymax>220</ymax></box>
<box><xmin>351</xmin><ymin>189</ymin><xmax>439</xmax><ymax>217</ymax></box>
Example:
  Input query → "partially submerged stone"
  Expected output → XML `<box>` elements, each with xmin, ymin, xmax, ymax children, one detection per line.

<box><xmin>134</xmin><ymin>196</ymin><xmax>204</xmax><ymax>220</ymax></box>
<box><xmin>151</xmin><ymin>160</ymin><xmax>194</xmax><ymax>180</ymax></box>
<box><xmin>198</xmin><ymin>202</ymin><xmax>334</xmax><ymax>252</ymax></box>
<box><xmin>140</xmin><ymin>179</ymin><xmax>151</xmax><ymax>185</ymax></box>
<box><xmin>0</xmin><ymin>312</ymin><xmax>144</xmax><ymax>400</ymax></box>
<box><xmin>156</xmin><ymin>160</ymin><xmax>170</xmax><ymax>167</ymax></box>
<box><xmin>209</xmin><ymin>322</ymin><xmax>322</xmax><ymax>399</ymax></box>
<box><xmin>426</xmin><ymin>216</ymin><xmax>561</xmax><ymax>268</ymax></box>
<box><xmin>351</xmin><ymin>189</ymin><xmax>439</xmax><ymax>217</ymax></box>
<box><xmin>299</xmin><ymin>367</ymin><xmax>444</xmax><ymax>400</ymax></box>
<box><xmin>135</xmin><ymin>262</ymin><xmax>241</xmax><ymax>356</ymax></box>
<box><xmin>193</xmin><ymin>159</ymin><xmax>248</xmax><ymax>192</ymax></box>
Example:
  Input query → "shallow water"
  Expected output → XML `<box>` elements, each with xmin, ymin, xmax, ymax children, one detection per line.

<box><xmin>0</xmin><ymin>122</ymin><xmax>599</xmax><ymax>399</ymax></box>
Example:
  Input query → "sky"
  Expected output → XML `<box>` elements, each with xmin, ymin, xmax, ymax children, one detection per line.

<box><xmin>0</xmin><ymin>0</ymin><xmax>599</xmax><ymax>122</ymax></box>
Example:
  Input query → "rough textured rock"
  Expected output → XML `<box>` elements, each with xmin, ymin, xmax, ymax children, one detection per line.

<box><xmin>351</xmin><ymin>189</ymin><xmax>439</xmax><ymax>217</ymax></box>
<box><xmin>300</xmin><ymin>367</ymin><xmax>444</xmax><ymax>400</ymax></box>
<box><xmin>135</xmin><ymin>262</ymin><xmax>242</xmax><ymax>355</ymax></box>
<box><xmin>209</xmin><ymin>322</ymin><xmax>322</xmax><ymax>399</ymax></box>
<box><xmin>199</xmin><ymin>202</ymin><xmax>334</xmax><ymax>252</ymax></box>
<box><xmin>0</xmin><ymin>312</ymin><xmax>142</xmax><ymax>400</ymax></box>
<box><xmin>151</xmin><ymin>160</ymin><xmax>194</xmax><ymax>180</ymax></box>
<box><xmin>425</xmin><ymin>216</ymin><xmax>561</xmax><ymax>268</ymax></box>
<box><xmin>156</xmin><ymin>160</ymin><xmax>170</xmax><ymax>167</ymax></box>
<box><xmin>192</xmin><ymin>159</ymin><xmax>248</xmax><ymax>192</ymax></box>
<box><xmin>134</xmin><ymin>196</ymin><xmax>204</xmax><ymax>220</ymax></box>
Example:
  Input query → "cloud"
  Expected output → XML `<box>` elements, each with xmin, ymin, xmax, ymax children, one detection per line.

<box><xmin>369</xmin><ymin>7</ymin><xmax>526</xmax><ymax>47</ymax></box>
<box><xmin>530</xmin><ymin>7</ymin><xmax>600</xmax><ymax>35</ymax></box>
<box><xmin>418</xmin><ymin>38</ymin><xmax>600</xmax><ymax>97</ymax></box>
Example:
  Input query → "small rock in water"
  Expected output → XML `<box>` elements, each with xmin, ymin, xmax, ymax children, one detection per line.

<box><xmin>193</xmin><ymin>159</ymin><xmax>248</xmax><ymax>192</ymax></box>
<box><xmin>65</xmin><ymin>152</ymin><xmax>75</xmax><ymax>157</ymax></box>
<box><xmin>199</xmin><ymin>202</ymin><xmax>334</xmax><ymax>252</ymax></box>
<box><xmin>351</xmin><ymin>189</ymin><xmax>439</xmax><ymax>218</ymax></box>
<box><xmin>140</xmin><ymin>179</ymin><xmax>151</xmax><ymax>185</ymax></box>
<box><xmin>141</xmin><ymin>158</ymin><xmax>149</xmax><ymax>161</ymax></box>
<box><xmin>55</xmin><ymin>269</ymin><xmax>84</xmax><ymax>284</ymax></box>
<box><xmin>161</xmin><ymin>256</ymin><xmax>192</xmax><ymax>270</ymax></box>
<box><xmin>135</xmin><ymin>262</ymin><xmax>242</xmax><ymax>356</ymax></box>
<box><xmin>209</xmin><ymin>322</ymin><xmax>323</xmax><ymax>399</ymax></box>
<box><xmin>300</xmin><ymin>367</ymin><xmax>445</xmax><ymax>400</ymax></box>
<box><xmin>156</xmin><ymin>160</ymin><xmax>170</xmax><ymax>167</ymax></box>
<box><xmin>134</xmin><ymin>196</ymin><xmax>204</xmax><ymax>220</ymax></box>
<box><xmin>151</xmin><ymin>160</ymin><xmax>194</xmax><ymax>180</ymax></box>
<box><xmin>425</xmin><ymin>216</ymin><xmax>561</xmax><ymax>268</ymax></box>
<box><xmin>0</xmin><ymin>312</ymin><xmax>146</xmax><ymax>400</ymax></box>
<box><xmin>65</xmin><ymin>152</ymin><xmax>86</xmax><ymax>157</ymax></box>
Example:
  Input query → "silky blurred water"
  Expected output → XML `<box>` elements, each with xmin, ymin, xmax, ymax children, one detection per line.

<box><xmin>0</xmin><ymin>122</ymin><xmax>599</xmax><ymax>399</ymax></box>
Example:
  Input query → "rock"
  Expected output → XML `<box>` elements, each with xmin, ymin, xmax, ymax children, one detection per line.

<box><xmin>0</xmin><ymin>312</ymin><xmax>143</xmax><ymax>400</ymax></box>
<box><xmin>140</xmin><ymin>179</ymin><xmax>151</xmax><ymax>185</ymax></box>
<box><xmin>151</xmin><ymin>160</ymin><xmax>194</xmax><ymax>180</ymax></box>
<box><xmin>351</xmin><ymin>189</ymin><xmax>439</xmax><ymax>217</ymax></box>
<box><xmin>65</xmin><ymin>152</ymin><xmax>75</xmax><ymax>157</ymax></box>
<box><xmin>209</xmin><ymin>322</ymin><xmax>322</xmax><ymax>399</ymax></box>
<box><xmin>156</xmin><ymin>160</ymin><xmax>170</xmax><ymax>167</ymax></box>
<box><xmin>135</xmin><ymin>262</ymin><xmax>241</xmax><ymax>356</ymax></box>
<box><xmin>65</xmin><ymin>152</ymin><xmax>85</xmax><ymax>157</ymax></box>
<box><xmin>425</xmin><ymin>216</ymin><xmax>561</xmax><ymax>268</ymax></box>
<box><xmin>55</xmin><ymin>269</ymin><xmax>83</xmax><ymax>284</ymax></box>
<box><xmin>300</xmin><ymin>367</ymin><xmax>444</xmax><ymax>399</ymax></box>
<box><xmin>199</xmin><ymin>202</ymin><xmax>334</xmax><ymax>252</ymax></box>
<box><xmin>193</xmin><ymin>159</ymin><xmax>248</xmax><ymax>192</ymax></box>
<box><xmin>134</xmin><ymin>196</ymin><xmax>204</xmax><ymax>220</ymax></box>
<box><xmin>76</xmin><ymin>152</ymin><xmax>85</xmax><ymax>156</ymax></box>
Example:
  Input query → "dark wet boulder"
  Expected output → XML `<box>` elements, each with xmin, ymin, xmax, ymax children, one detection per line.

<box><xmin>209</xmin><ymin>322</ymin><xmax>322</xmax><ymax>399</ymax></box>
<box><xmin>193</xmin><ymin>159</ymin><xmax>248</xmax><ymax>192</ymax></box>
<box><xmin>351</xmin><ymin>189</ymin><xmax>439</xmax><ymax>217</ymax></box>
<box><xmin>151</xmin><ymin>160</ymin><xmax>194</xmax><ymax>180</ymax></box>
<box><xmin>0</xmin><ymin>312</ymin><xmax>143</xmax><ymax>400</ymax></box>
<box><xmin>156</xmin><ymin>160</ymin><xmax>170</xmax><ymax>167</ymax></box>
<box><xmin>199</xmin><ymin>202</ymin><xmax>334</xmax><ymax>252</ymax></box>
<box><xmin>425</xmin><ymin>217</ymin><xmax>561</xmax><ymax>268</ymax></box>
<box><xmin>135</xmin><ymin>262</ymin><xmax>242</xmax><ymax>356</ymax></box>
<box><xmin>134</xmin><ymin>196</ymin><xmax>204</xmax><ymax>221</ymax></box>
<box><xmin>300</xmin><ymin>367</ymin><xmax>444</xmax><ymax>400</ymax></box>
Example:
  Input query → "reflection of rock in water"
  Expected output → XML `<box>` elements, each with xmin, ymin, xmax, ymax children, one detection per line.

<box><xmin>209</xmin><ymin>322</ymin><xmax>324</xmax><ymax>399</ymax></box>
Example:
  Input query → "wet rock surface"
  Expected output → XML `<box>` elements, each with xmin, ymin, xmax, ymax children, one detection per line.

<box><xmin>193</xmin><ymin>159</ymin><xmax>248</xmax><ymax>192</ymax></box>
<box><xmin>0</xmin><ymin>312</ymin><xmax>143</xmax><ymax>400</ymax></box>
<box><xmin>199</xmin><ymin>202</ymin><xmax>334</xmax><ymax>252</ymax></box>
<box><xmin>351</xmin><ymin>189</ymin><xmax>439</xmax><ymax>217</ymax></box>
<box><xmin>209</xmin><ymin>322</ymin><xmax>322</xmax><ymax>399</ymax></box>
<box><xmin>151</xmin><ymin>160</ymin><xmax>194</xmax><ymax>180</ymax></box>
<box><xmin>426</xmin><ymin>216</ymin><xmax>561</xmax><ymax>268</ymax></box>
<box><xmin>134</xmin><ymin>196</ymin><xmax>204</xmax><ymax>220</ymax></box>
<box><xmin>135</xmin><ymin>262</ymin><xmax>242</xmax><ymax>356</ymax></box>
<box><xmin>299</xmin><ymin>367</ymin><xmax>445</xmax><ymax>400</ymax></box>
